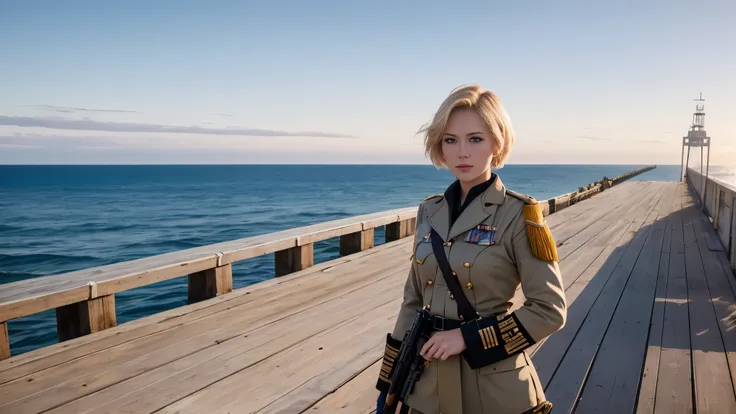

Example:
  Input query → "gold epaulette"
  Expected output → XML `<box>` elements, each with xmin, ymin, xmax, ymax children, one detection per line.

<box><xmin>507</xmin><ymin>189</ymin><xmax>558</xmax><ymax>262</ymax></box>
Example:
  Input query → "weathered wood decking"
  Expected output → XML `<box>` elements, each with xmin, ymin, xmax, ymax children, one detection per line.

<box><xmin>0</xmin><ymin>180</ymin><xmax>734</xmax><ymax>413</ymax></box>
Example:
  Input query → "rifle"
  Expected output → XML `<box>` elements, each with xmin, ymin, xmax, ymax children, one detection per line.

<box><xmin>382</xmin><ymin>305</ymin><xmax>434</xmax><ymax>414</ymax></box>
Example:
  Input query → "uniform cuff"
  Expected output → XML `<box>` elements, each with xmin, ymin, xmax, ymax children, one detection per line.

<box><xmin>460</xmin><ymin>313</ymin><xmax>535</xmax><ymax>369</ymax></box>
<box><xmin>376</xmin><ymin>333</ymin><xmax>402</xmax><ymax>392</ymax></box>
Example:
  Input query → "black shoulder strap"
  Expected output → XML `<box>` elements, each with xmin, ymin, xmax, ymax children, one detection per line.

<box><xmin>429</xmin><ymin>228</ymin><xmax>479</xmax><ymax>322</ymax></box>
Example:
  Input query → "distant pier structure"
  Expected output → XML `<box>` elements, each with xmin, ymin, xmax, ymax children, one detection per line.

<box><xmin>681</xmin><ymin>92</ymin><xmax>712</xmax><ymax>206</ymax></box>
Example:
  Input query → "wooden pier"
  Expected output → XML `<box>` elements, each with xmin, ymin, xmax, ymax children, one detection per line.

<box><xmin>0</xmin><ymin>166</ymin><xmax>735</xmax><ymax>413</ymax></box>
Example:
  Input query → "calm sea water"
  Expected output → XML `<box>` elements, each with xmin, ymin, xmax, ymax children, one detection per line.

<box><xmin>0</xmin><ymin>164</ymin><xmax>683</xmax><ymax>355</ymax></box>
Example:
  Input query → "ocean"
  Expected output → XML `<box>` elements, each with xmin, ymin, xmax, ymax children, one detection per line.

<box><xmin>0</xmin><ymin>164</ymin><xmax>706</xmax><ymax>355</ymax></box>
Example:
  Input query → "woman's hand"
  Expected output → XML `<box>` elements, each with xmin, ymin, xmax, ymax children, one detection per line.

<box><xmin>420</xmin><ymin>329</ymin><xmax>467</xmax><ymax>361</ymax></box>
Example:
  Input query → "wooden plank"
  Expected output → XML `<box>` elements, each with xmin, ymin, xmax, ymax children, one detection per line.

<box><xmin>652</xmin><ymin>185</ymin><xmax>693</xmax><ymax>414</ymax></box>
<box><xmin>683</xmin><ymin>203</ymin><xmax>736</xmax><ymax>413</ymax></box>
<box><xmin>274</xmin><ymin>243</ymin><xmax>315</xmax><ymax>276</ymax></box>
<box><xmin>9</xmin><ymin>271</ymin><xmax>405</xmax><ymax>414</ymax></box>
<box><xmin>542</xmin><ymin>186</ymin><xmax>668</xmax><ymax>413</ymax></box>
<box><xmin>0</xmin><ymin>241</ymin><xmax>409</xmax><ymax>384</ymax></box>
<box><xmin>308</xmin><ymin>360</ymin><xmax>382</xmax><ymax>413</ymax></box>
<box><xmin>154</xmin><ymin>300</ymin><xmax>399</xmax><ymax>414</ymax></box>
<box><xmin>548</xmin><ymin>182</ymin><xmax>649</xmax><ymax>238</ymax></box>
<box><xmin>0</xmin><ymin>245</ymin><xmax>372</xmax><ymax>375</ymax></box>
<box><xmin>636</xmin><ymin>185</ymin><xmax>677</xmax><ymax>414</ymax></box>
<box><xmin>573</xmin><ymin>183</ymin><xmax>675</xmax><ymax>413</ymax></box>
<box><xmin>55</xmin><ymin>295</ymin><xmax>117</xmax><ymax>342</ymax></box>
<box><xmin>554</xmin><ymin>182</ymin><xmax>662</xmax><ymax>262</ymax></box>
<box><xmin>546</xmin><ymin>181</ymin><xmax>647</xmax><ymax>230</ymax></box>
<box><xmin>0</xmin><ymin>247</ymin><xmax>411</xmax><ymax>411</ymax></box>
<box><xmin>506</xmin><ymin>184</ymin><xmax>664</xmax><ymax>334</ymax></box>
<box><xmin>0</xmin><ymin>323</ymin><xmax>9</xmax><ymax>361</ymax></box>
<box><xmin>531</xmin><ymin>184</ymin><xmax>667</xmax><ymax>386</ymax></box>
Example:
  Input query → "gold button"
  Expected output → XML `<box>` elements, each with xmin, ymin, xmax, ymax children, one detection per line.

<box><xmin>416</xmin><ymin>259</ymin><xmax>424</xmax><ymax>264</ymax></box>
<box><xmin>452</xmin><ymin>271</ymin><xmax>457</xmax><ymax>276</ymax></box>
<box><xmin>444</xmin><ymin>241</ymin><xmax>452</xmax><ymax>247</ymax></box>
<box><xmin>463</xmin><ymin>262</ymin><xmax>471</xmax><ymax>268</ymax></box>
<box><xmin>427</xmin><ymin>280</ymin><xmax>433</xmax><ymax>285</ymax></box>
<box><xmin>466</xmin><ymin>282</ymin><xmax>473</xmax><ymax>289</ymax></box>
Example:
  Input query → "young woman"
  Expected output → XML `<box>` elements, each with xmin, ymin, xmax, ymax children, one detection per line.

<box><xmin>376</xmin><ymin>85</ymin><xmax>567</xmax><ymax>414</ymax></box>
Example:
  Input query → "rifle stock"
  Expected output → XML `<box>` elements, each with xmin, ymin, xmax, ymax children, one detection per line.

<box><xmin>382</xmin><ymin>306</ymin><xmax>433</xmax><ymax>414</ymax></box>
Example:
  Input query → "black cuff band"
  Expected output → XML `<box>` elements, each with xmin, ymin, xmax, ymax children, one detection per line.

<box><xmin>376</xmin><ymin>333</ymin><xmax>402</xmax><ymax>392</ymax></box>
<box><xmin>460</xmin><ymin>313</ymin><xmax>535</xmax><ymax>369</ymax></box>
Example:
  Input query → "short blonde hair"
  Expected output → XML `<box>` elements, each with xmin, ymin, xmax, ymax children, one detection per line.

<box><xmin>420</xmin><ymin>84</ymin><xmax>515</xmax><ymax>169</ymax></box>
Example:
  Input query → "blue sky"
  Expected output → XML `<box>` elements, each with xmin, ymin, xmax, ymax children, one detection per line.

<box><xmin>1</xmin><ymin>0</ymin><xmax>734</xmax><ymax>165</ymax></box>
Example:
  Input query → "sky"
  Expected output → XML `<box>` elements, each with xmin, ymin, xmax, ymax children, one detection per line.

<box><xmin>0</xmin><ymin>0</ymin><xmax>734</xmax><ymax>165</ymax></box>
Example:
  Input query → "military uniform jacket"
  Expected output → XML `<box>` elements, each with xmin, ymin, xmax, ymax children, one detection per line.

<box><xmin>377</xmin><ymin>174</ymin><xmax>567</xmax><ymax>414</ymax></box>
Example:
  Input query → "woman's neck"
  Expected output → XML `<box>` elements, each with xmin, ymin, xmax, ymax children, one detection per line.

<box><xmin>458</xmin><ymin>169</ymin><xmax>492</xmax><ymax>205</ymax></box>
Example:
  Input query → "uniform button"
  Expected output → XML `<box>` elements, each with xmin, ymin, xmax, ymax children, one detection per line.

<box><xmin>449</xmin><ymin>293</ymin><xmax>455</xmax><ymax>300</ymax></box>
<box><xmin>466</xmin><ymin>282</ymin><xmax>473</xmax><ymax>289</ymax></box>
<box><xmin>444</xmin><ymin>241</ymin><xmax>452</xmax><ymax>247</ymax></box>
<box><xmin>427</xmin><ymin>280</ymin><xmax>433</xmax><ymax>285</ymax></box>
<box><xmin>463</xmin><ymin>262</ymin><xmax>471</xmax><ymax>268</ymax></box>
<box><xmin>452</xmin><ymin>271</ymin><xmax>457</xmax><ymax>276</ymax></box>
<box><xmin>416</xmin><ymin>259</ymin><xmax>424</xmax><ymax>264</ymax></box>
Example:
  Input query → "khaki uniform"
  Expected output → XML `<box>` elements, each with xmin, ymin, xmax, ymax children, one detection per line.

<box><xmin>377</xmin><ymin>174</ymin><xmax>567</xmax><ymax>414</ymax></box>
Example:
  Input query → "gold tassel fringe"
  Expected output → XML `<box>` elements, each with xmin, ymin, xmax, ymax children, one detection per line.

<box><xmin>523</xmin><ymin>204</ymin><xmax>559</xmax><ymax>262</ymax></box>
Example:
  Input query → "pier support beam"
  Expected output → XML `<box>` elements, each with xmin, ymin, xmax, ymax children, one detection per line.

<box><xmin>385</xmin><ymin>218</ymin><xmax>415</xmax><ymax>242</ymax></box>
<box><xmin>1</xmin><ymin>322</ymin><xmax>9</xmax><ymax>360</ymax></box>
<box><xmin>275</xmin><ymin>244</ymin><xmax>314</xmax><ymax>277</ymax></box>
<box><xmin>56</xmin><ymin>294</ymin><xmax>117</xmax><ymax>342</ymax></box>
<box><xmin>188</xmin><ymin>264</ymin><xmax>233</xmax><ymax>303</ymax></box>
<box><xmin>340</xmin><ymin>228</ymin><xmax>374</xmax><ymax>256</ymax></box>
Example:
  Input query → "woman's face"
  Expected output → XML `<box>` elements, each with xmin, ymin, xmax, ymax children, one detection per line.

<box><xmin>441</xmin><ymin>108</ymin><xmax>495</xmax><ymax>185</ymax></box>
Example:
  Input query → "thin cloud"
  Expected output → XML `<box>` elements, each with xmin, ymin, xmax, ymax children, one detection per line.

<box><xmin>0</xmin><ymin>135</ymin><xmax>118</xmax><ymax>148</ymax></box>
<box><xmin>576</xmin><ymin>135</ymin><xmax>610</xmax><ymax>141</ymax></box>
<box><xmin>636</xmin><ymin>140</ymin><xmax>667</xmax><ymax>144</ymax></box>
<box><xmin>214</xmin><ymin>113</ymin><xmax>234</xmax><ymax>117</ymax></box>
<box><xmin>0</xmin><ymin>115</ymin><xmax>358</xmax><ymax>138</ymax></box>
<box><xmin>24</xmin><ymin>104</ymin><xmax>142</xmax><ymax>114</ymax></box>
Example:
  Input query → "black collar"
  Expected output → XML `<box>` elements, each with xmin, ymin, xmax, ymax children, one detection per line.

<box><xmin>444</xmin><ymin>173</ymin><xmax>497</xmax><ymax>226</ymax></box>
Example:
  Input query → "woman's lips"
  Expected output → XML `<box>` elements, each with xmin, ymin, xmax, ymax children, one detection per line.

<box><xmin>457</xmin><ymin>164</ymin><xmax>472</xmax><ymax>172</ymax></box>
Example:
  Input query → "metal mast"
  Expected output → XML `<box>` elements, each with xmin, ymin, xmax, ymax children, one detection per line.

<box><xmin>680</xmin><ymin>92</ymin><xmax>711</xmax><ymax>209</ymax></box>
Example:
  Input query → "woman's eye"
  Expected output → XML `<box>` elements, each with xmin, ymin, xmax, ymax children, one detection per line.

<box><xmin>470</xmin><ymin>136</ymin><xmax>483</xmax><ymax>142</ymax></box>
<box><xmin>444</xmin><ymin>137</ymin><xmax>456</xmax><ymax>143</ymax></box>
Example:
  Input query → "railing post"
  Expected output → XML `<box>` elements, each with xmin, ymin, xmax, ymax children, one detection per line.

<box><xmin>0</xmin><ymin>322</ymin><xmax>9</xmax><ymax>360</ymax></box>
<box><xmin>188</xmin><ymin>264</ymin><xmax>233</xmax><ymax>302</ymax></box>
<box><xmin>386</xmin><ymin>219</ymin><xmax>416</xmax><ymax>242</ymax></box>
<box><xmin>340</xmin><ymin>228</ymin><xmax>374</xmax><ymax>255</ymax></box>
<box><xmin>56</xmin><ymin>294</ymin><xmax>116</xmax><ymax>342</ymax></box>
<box><xmin>275</xmin><ymin>244</ymin><xmax>314</xmax><ymax>277</ymax></box>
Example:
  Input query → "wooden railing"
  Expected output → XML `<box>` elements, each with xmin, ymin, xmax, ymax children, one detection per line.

<box><xmin>0</xmin><ymin>207</ymin><xmax>417</xmax><ymax>360</ymax></box>
<box><xmin>686</xmin><ymin>167</ymin><xmax>736</xmax><ymax>274</ymax></box>
<box><xmin>0</xmin><ymin>165</ymin><xmax>658</xmax><ymax>360</ymax></box>
<box><xmin>547</xmin><ymin>165</ymin><xmax>656</xmax><ymax>214</ymax></box>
